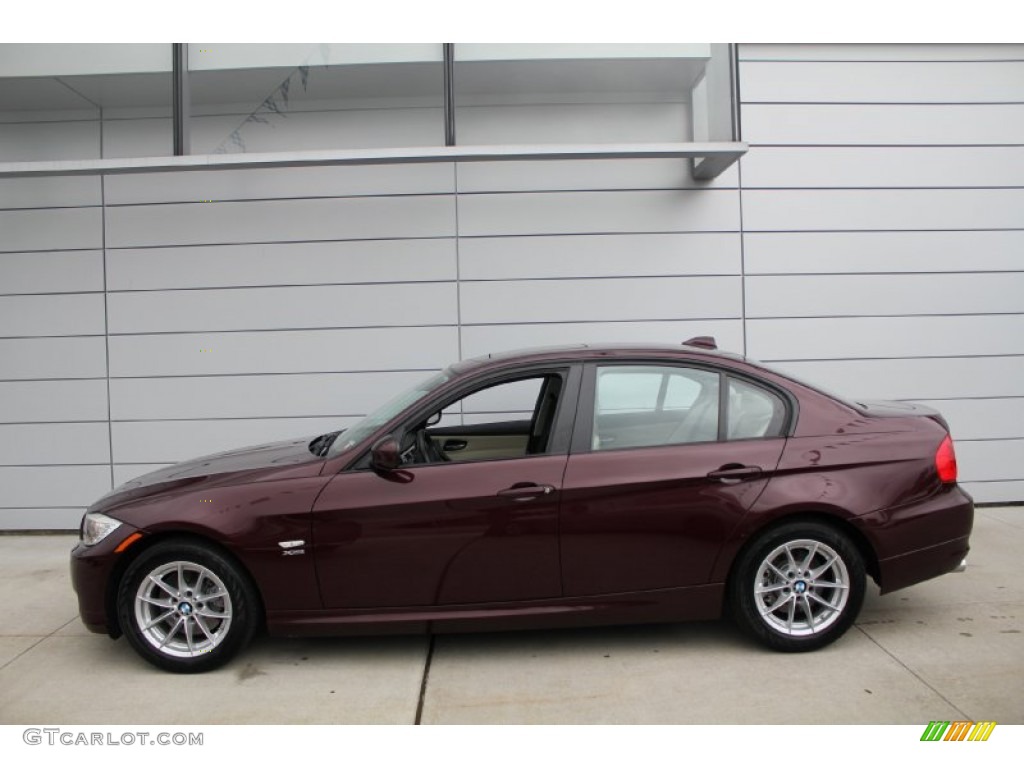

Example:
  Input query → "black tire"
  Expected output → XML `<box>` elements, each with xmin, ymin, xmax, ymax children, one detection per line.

<box><xmin>117</xmin><ymin>539</ymin><xmax>259</xmax><ymax>673</ymax></box>
<box><xmin>729</xmin><ymin>521</ymin><xmax>865</xmax><ymax>652</ymax></box>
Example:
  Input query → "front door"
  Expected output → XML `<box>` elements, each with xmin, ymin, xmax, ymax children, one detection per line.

<box><xmin>312</xmin><ymin>366</ymin><xmax>580</xmax><ymax>609</ymax></box>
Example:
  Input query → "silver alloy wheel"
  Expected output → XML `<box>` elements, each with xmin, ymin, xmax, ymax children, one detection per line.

<box><xmin>134</xmin><ymin>560</ymin><xmax>233</xmax><ymax>658</ymax></box>
<box><xmin>753</xmin><ymin>538</ymin><xmax>850</xmax><ymax>637</ymax></box>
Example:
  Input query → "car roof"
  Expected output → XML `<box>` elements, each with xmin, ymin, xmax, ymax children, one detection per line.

<box><xmin>450</xmin><ymin>341</ymin><xmax>748</xmax><ymax>373</ymax></box>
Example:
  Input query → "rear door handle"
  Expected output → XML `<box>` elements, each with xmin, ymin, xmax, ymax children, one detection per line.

<box><xmin>496</xmin><ymin>483</ymin><xmax>555</xmax><ymax>501</ymax></box>
<box><xmin>706</xmin><ymin>464</ymin><xmax>763</xmax><ymax>483</ymax></box>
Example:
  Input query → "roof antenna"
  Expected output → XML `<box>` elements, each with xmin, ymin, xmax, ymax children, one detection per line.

<box><xmin>683</xmin><ymin>336</ymin><xmax>717</xmax><ymax>350</ymax></box>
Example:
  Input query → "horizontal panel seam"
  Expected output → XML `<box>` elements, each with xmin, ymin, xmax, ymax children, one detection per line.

<box><xmin>0</xmin><ymin>204</ymin><xmax>101</xmax><ymax>212</ymax></box>
<box><xmin>104</xmin><ymin>186</ymin><xmax>737</xmax><ymax>206</ymax></box>
<box><xmin>0</xmin><ymin>463</ymin><xmax>110</xmax><ymax>467</ymax></box>
<box><xmin>738</xmin><ymin>59</ymin><xmax>1024</xmax><ymax>64</ymax></box>
<box><xmin>0</xmin><ymin>416</ymin><xmax>363</xmax><ymax>425</ymax></box>
<box><xmin>746</xmin><ymin>144</ymin><xmax>1024</xmax><ymax>149</ymax></box>
<box><xmin>736</xmin><ymin>228</ymin><xmax>1024</xmax><ymax>234</ymax></box>
<box><xmin>95</xmin><ymin>275</ymin><xmax>744</xmax><ymax>294</ymax></box>
<box><xmin>105</xmin><ymin>323</ymin><xmax>460</xmax><ymax>337</ymax></box>
<box><xmin>460</xmin><ymin>274</ymin><xmax>741</xmax><ymax>282</ymax></box>
<box><xmin>0</xmin><ymin>506</ymin><xmax>86</xmax><ymax>510</ymax></box>
<box><xmin>0</xmin><ymin>369</ymin><xmax>441</xmax><ymax>383</ymax></box>
<box><xmin>896</xmin><ymin>396</ymin><xmax>1024</xmax><ymax>402</ymax></box>
<box><xmin>746</xmin><ymin>271</ymin><xmax>1024</xmax><ymax>277</ymax></box>
<box><xmin>742</xmin><ymin>101</ymin><xmax>1024</xmax><ymax>106</ymax></box>
<box><xmin>765</xmin><ymin>356</ymin><xmax>1024</xmax><ymax>364</ymax></box>
<box><xmin>105</xmin><ymin>232</ymin><xmax>738</xmax><ymax>246</ymax></box>
<box><xmin>739</xmin><ymin>186</ymin><xmax>1024</xmax><ymax>191</ymax></box>
<box><xmin>747</xmin><ymin>312</ymin><xmax>1024</xmax><ymax>320</ymax></box>
<box><xmin>105</xmin><ymin>191</ymin><xmax>456</xmax><ymax>207</ymax></box>
<box><xmin>103</xmin><ymin>235</ymin><xmax>455</xmax><ymax>250</ymax></box>
<box><xmin>2</xmin><ymin>318</ymin><xmax>740</xmax><ymax>339</ymax></box>
<box><xmin>955</xmin><ymin>437</ymin><xmax>1024</xmax><ymax>443</ymax></box>
<box><xmin>0</xmin><ymin>247</ymin><xmax>103</xmax><ymax>255</ymax></box>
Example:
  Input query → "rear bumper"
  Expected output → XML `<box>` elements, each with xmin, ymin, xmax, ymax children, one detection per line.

<box><xmin>877</xmin><ymin>534</ymin><xmax>971</xmax><ymax>594</ymax></box>
<box><xmin>867</xmin><ymin>485</ymin><xmax>974</xmax><ymax>594</ymax></box>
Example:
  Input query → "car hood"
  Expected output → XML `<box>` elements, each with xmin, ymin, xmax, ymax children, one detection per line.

<box><xmin>91</xmin><ymin>435</ymin><xmax>327</xmax><ymax>514</ymax></box>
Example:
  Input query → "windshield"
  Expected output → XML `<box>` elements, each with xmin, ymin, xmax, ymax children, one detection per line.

<box><xmin>327</xmin><ymin>370</ymin><xmax>451</xmax><ymax>456</ymax></box>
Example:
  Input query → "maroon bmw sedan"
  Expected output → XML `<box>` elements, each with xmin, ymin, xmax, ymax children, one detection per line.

<box><xmin>71</xmin><ymin>340</ymin><xmax>973</xmax><ymax>672</ymax></box>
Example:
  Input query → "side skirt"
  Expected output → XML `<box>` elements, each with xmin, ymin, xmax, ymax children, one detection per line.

<box><xmin>266</xmin><ymin>583</ymin><xmax>724</xmax><ymax>637</ymax></box>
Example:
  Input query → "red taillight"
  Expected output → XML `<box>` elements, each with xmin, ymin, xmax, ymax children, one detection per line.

<box><xmin>935</xmin><ymin>435</ymin><xmax>958</xmax><ymax>484</ymax></box>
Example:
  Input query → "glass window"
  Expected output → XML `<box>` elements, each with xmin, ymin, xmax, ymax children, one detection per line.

<box><xmin>329</xmin><ymin>370</ymin><xmax>450</xmax><ymax>456</ymax></box>
<box><xmin>0</xmin><ymin>44</ymin><xmax>172</xmax><ymax>161</ymax></box>
<box><xmin>727</xmin><ymin>378</ymin><xmax>786</xmax><ymax>440</ymax></box>
<box><xmin>454</xmin><ymin>44</ymin><xmax>712</xmax><ymax>145</ymax></box>
<box><xmin>456</xmin><ymin>377</ymin><xmax>543</xmax><ymax>425</ymax></box>
<box><xmin>188</xmin><ymin>44</ymin><xmax>444</xmax><ymax>154</ymax></box>
<box><xmin>664</xmin><ymin>374</ymin><xmax>703</xmax><ymax>411</ymax></box>
<box><xmin>593</xmin><ymin>366</ymin><xmax>719</xmax><ymax>451</ymax></box>
<box><xmin>405</xmin><ymin>374</ymin><xmax>563</xmax><ymax>464</ymax></box>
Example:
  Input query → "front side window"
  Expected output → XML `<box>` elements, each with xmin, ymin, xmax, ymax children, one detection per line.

<box><xmin>329</xmin><ymin>370</ymin><xmax>451</xmax><ymax>455</ymax></box>
<box><xmin>399</xmin><ymin>372</ymin><xmax>567</xmax><ymax>465</ymax></box>
<box><xmin>592</xmin><ymin>365</ymin><xmax>719</xmax><ymax>451</ymax></box>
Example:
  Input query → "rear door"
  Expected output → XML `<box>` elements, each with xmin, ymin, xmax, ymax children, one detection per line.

<box><xmin>560</xmin><ymin>362</ymin><xmax>789</xmax><ymax>596</ymax></box>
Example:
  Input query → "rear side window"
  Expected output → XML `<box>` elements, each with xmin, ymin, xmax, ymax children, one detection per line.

<box><xmin>593</xmin><ymin>365</ymin><xmax>720</xmax><ymax>450</ymax></box>
<box><xmin>727</xmin><ymin>377</ymin><xmax>786</xmax><ymax>440</ymax></box>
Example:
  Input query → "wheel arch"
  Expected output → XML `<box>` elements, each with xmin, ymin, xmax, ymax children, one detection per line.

<box><xmin>105</xmin><ymin>530</ymin><xmax>266</xmax><ymax>638</ymax></box>
<box><xmin>722</xmin><ymin>510</ymin><xmax>881</xmax><ymax>594</ymax></box>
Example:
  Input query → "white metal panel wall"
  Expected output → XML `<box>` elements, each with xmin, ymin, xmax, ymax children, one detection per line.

<box><xmin>1</xmin><ymin>154</ymin><xmax>740</xmax><ymax>527</ymax></box>
<box><xmin>1</xmin><ymin>109</ymin><xmax>443</xmax><ymax>163</ymax></box>
<box><xmin>455</xmin><ymin>157</ymin><xmax>743</xmax><ymax>358</ymax></box>
<box><xmin>738</xmin><ymin>43</ymin><xmax>1024</xmax><ymax>504</ymax></box>
<box><xmin>101</xmin><ymin>163</ymin><xmax>460</xmax><ymax>477</ymax></box>
<box><xmin>0</xmin><ymin>176</ymin><xmax>108</xmax><ymax>529</ymax></box>
<box><xmin>2</xmin><ymin>43</ymin><xmax>1021</xmax><ymax>529</ymax></box>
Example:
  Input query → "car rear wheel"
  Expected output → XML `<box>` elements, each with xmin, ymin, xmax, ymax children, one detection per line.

<box><xmin>117</xmin><ymin>540</ymin><xmax>259</xmax><ymax>673</ymax></box>
<box><xmin>729</xmin><ymin>522</ymin><xmax>865</xmax><ymax>652</ymax></box>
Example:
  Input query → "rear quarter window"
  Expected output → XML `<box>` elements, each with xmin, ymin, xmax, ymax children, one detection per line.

<box><xmin>727</xmin><ymin>377</ymin><xmax>787</xmax><ymax>440</ymax></box>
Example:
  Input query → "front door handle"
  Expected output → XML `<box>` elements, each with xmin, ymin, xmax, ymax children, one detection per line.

<box><xmin>496</xmin><ymin>483</ymin><xmax>555</xmax><ymax>501</ymax></box>
<box><xmin>707</xmin><ymin>464</ymin><xmax>763</xmax><ymax>483</ymax></box>
<box><xmin>442</xmin><ymin>439</ymin><xmax>468</xmax><ymax>452</ymax></box>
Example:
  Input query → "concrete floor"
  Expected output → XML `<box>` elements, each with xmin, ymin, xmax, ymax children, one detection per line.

<box><xmin>1</xmin><ymin>507</ymin><xmax>1021</xmax><ymax>725</ymax></box>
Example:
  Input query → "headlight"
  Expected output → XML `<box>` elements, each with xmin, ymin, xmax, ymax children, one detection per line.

<box><xmin>81</xmin><ymin>512</ymin><xmax>122</xmax><ymax>546</ymax></box>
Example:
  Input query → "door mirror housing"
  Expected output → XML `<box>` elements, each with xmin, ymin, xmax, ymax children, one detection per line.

<box><xmin>370</xmin><ymin>436</ymin><xmax>401</xmax><ymax>472</ymax></box>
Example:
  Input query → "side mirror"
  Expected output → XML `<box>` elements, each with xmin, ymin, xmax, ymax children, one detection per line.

<box><xmin>370</xmin><ymin>435</ymin><xmax>401</xmax><ymax>472</ymax></box>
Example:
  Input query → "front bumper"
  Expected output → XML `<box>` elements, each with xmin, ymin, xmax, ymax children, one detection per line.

<box><xmin>69</xmin><ymin>522</ymin><xmax>143</xmax><ymax>636</ymax></box>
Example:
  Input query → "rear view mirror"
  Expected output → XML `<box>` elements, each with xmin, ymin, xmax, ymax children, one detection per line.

<box><xmin>370</xmin><ymin>436</ymin><xmax>401</xmax><ymax>472</ymax></box>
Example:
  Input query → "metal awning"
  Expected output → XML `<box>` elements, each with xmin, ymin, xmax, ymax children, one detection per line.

<box><xmin>0</xmin><ymin>142</ymin><xmax>747</xmax><ymax>180</ymax></box>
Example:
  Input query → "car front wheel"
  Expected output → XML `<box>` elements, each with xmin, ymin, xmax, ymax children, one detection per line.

<box><xmin>729</xmin><ymin>522</ymin><xmax>866</xmax><ymax>652</ymax></box>
<box><xmin>117</xmin><ymin>540</ymin><xmax>259</xmax><ymax>673</ymax></box>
